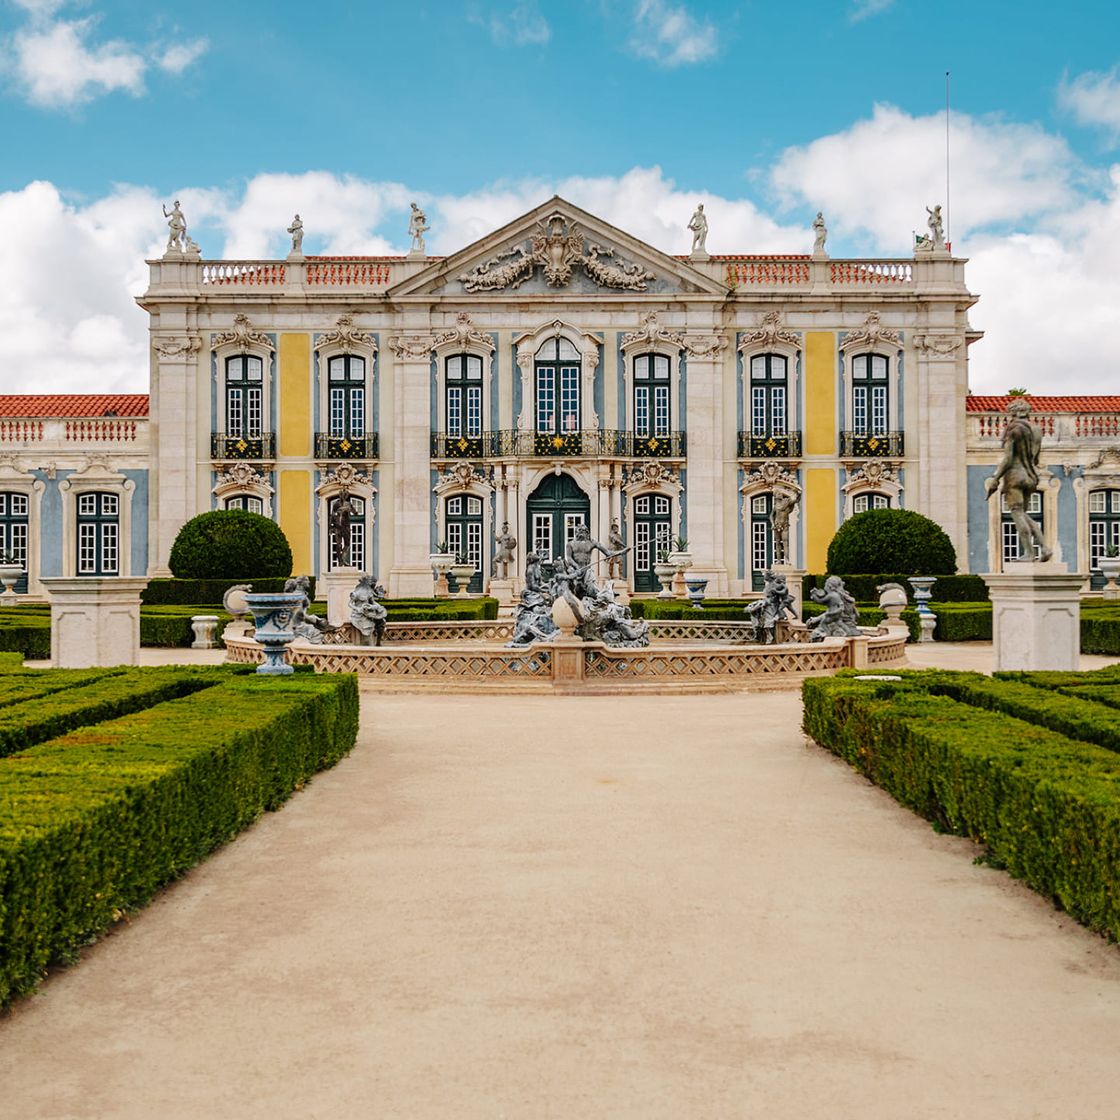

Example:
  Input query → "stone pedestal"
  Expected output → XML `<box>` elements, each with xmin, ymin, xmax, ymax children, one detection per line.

<box><xmin>190</xmin><ymin>615</ymin><xmax>219</xmax><ymax>649</ymax></box>
<box><xmin>42</xmin><ymin>577</ymin><xmax>148</xmax><ymax>668</ymax></box>
<box><xmin>611</xmin><ymin>579</ymin><xmax>631</xmax><ymax>607</ymax></box>
<box><xmin>489</xmin><ymin>578</ymin><xmax>516</xmax><ymax>611</ymax></box>
<box><xmin>320</xmin><ymin>569</ymin><xmax>362</xmax><ymax>626</ymax></box>
<box><xmin>981</xmin><ymin>563</ymin><xmax>1086</xmax><ymax>672</ymax></box>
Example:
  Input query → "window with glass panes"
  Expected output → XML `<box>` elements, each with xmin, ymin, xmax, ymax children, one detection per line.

<box><xmin>852</xmin><ymin>492</ymin><xmax>890</xmax><ymax>513</ymax></box>
<box><xmin>0</xmin><ymin>492</ymin><xmax>29</xmax><ymax>593</ymax></box>
<box><xmin>536</xmin><ymin>338</ymin><xmax>580</xmax><ymax>434</ymax></box>
<box><xmin>224</xmin><ymin>495</ymin><xmax>264</xmax><ymax>515</ymax></box>
<box><xmin>749</xmin><ymin>355</ymin><xmax>788</xmax><ymax>437</ymax></box>
<box><xmin>446</xmin><ymin>354</ymin><xmax>483</xmax><ymax>438</ymax></box>
<box><xmin>634</xmin><ymin>354</ymin><xmax>670</xmax><ymax>437</ymax></box>
<box><xmin>445</xmin><ymin>495</ymin><xmax>483</xmax><ymax>592</ymax></box>
<box><xmin>226</xmin><ymin>355</ymin><xmax>264</xmax><ymax>438</ymax></box>
<box><xmin>852</xmin><ymin>354</ymin><xmax>888</xmax><ymax>436</ymax></box>
<box><xmin>751</xmin><ymin>494</ymin><xmax>772</xmax><ymax>590</ymax></box>
<box><xmin>1001</xmin><ymin>492</ymin><xmax>1044</xmax><ymax>563</ymax></box>
<box><xmin>327</xmin><ymin>355</ymin><xmax>365</xmax><ymax>439</ymax></box>
<box><xmin>76</xmin><ymin>492</ymin><xmax>119</xmax><ymax>575</ymax></box>
<box><xmin>633</xmin><ymin>494</ymin><xmax>672</xmax><ymax>592</ymax></box>
<box><xmin>329</xmin><ymin>494</ymin><xmax>365</xmax><ymax>570</ymax></box>
<box><xmin>1089</xmin><ymin>489</ymin><xmax>1120</xmax><ymax>570</ymax></box>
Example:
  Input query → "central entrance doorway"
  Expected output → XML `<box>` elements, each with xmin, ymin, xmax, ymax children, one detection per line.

<box><xmin>526</xmin><ymin>473</ymin><xmax>590</xmax><ymax>564</ymax></box>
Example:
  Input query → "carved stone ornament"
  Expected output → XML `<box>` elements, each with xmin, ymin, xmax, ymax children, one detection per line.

<box><xmin>683</xmin><ymin>333</ymin><xmax>728</xmax><ymax>359</ymax></box>
<box><xmin>434</xmin><ymin>463</ymin><xmax>490</xmax><ymax>492</ymax></box>
<box><xmin>215</xmin><ymin>462</ymin><xmax>269</xmax><ymax>490</ymax></box>
<box><xmin>624</xmin><ymin>460</ymin><xmax>682</xmax><ymax>493</ymax></box>
<box><xmin>841</xmin><ymin>310</ymin><xmax>902</xmax><ymax>352</ymax></box>
<box><xmin>319</xmin><ymin>463</ymin><xmax>373</xmax><ymax>493</ymax></box>
<box><xmin>432</xmin><ymin>312</ymin><xmax>495</xmax><ymax>354</ymax></box>
<box><xmin>388</xmin><ymin>334</ymin><xmax>434</xmax><ymax>360</ymax></box>
<box><xmin>154</xmin><ymin>335</ymin><xmax>202</xmax><ymax>358</ymax></box>
<box><xmin>212</xmin><ymin>314</ymin><xmax>274</xmax><ymax>352</ymax></box>
<box><xmin>620</xmin><ymin>311</ymin><xmax>685</xmax><ymax>353</ymax></box>
<box><xmin>459</xmin><ymin>211</ymin><xmax>656</xmax><ymax>293</ymax></box>
<box><xmin>1087</xmin><ymin>447</ymin><xmax>1120</xmax><ymax>471</ymax></box>
<box><xmin>913</xmin><ymin>332</ymin><xmax>963</xmax><ymax>355</ymax></box>
<box><xmin>848</xmin><ymin>460</ymin><xmax>898</xmax><ymax>486</ymax></box>
<box><xmin>0</xmin><ymin>452</ymin><xmax>23</xmax><ymax>471</ymax></box>
<box><xmin>316</xmin><ymin>313</ymin><xmax>377</xmax><ymax>353</ymax></box>
<box><xmin>742</xmin><ymin>462</ymin><xmax>800</xmax><ymax>491</ymax></box>
<box><xmin>738</xmin><ymin>311</ymin><xmax>800</xmax><ymax>353</ymax></box>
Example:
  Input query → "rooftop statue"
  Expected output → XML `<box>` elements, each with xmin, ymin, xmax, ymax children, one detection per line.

<box><xmin>985</xmin><ymin>397</ymin><xmax>1053</xmax><ymax>562</ymax></box>
<box><xmin>807</xmin><ymin>575</ymin><xmax>862</xmax><ymax>640</ymax></box>
<box><xmin>349</xmin><ymin>574</ymin><xmax>388</xmax><ymax>646</ymax></box>
<box><xmin>287</xmin><ymin>213</ymin><xmax>304</xmax><ymax>254</ymax></box>
<box><xmin>408</xmin><ymin>202</ymin><xmax>430</xmax><ymax>254</ymax></box>
<box><xmin>812</xmin><ymin>211</ymin><xmax>828</xmax><ymax>255</ymax></box>
<box><xmin>687</xmin><ymin>203</ymin><xmax>708</xmax><ymax>255</ymax></box>
<box><xmin>163</xmin><ymin>200</ymin><xmax>188</xmax><ymax>253</ymax></box>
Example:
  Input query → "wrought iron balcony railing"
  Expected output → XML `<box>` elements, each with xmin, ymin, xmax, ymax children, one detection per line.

<box><xmin>429</xmin><ymin>429</ymin><xmax>687</xmax><ymax>459</ymax></box>
<box><xmin>839</xmin><ymin>431</ymin><xmax>905</xmax><ymax>457</ymax></box>
<box><xmin>737</xmin><ymin>431</ymin><xmax>803</xmax><ymax>459</ymax></box>
<box><xmin>314</xmin><ymin>433</ymin><xmax>380</xmax><ymax>459</ymax></box>
<box><xmin>211</xmin><ymin>432</ymin><xmax>275</xmax><ymax>460</ymax></box>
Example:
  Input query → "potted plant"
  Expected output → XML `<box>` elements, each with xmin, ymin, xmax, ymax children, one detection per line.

<box><xmin>668</xmin><ymin>535</ymin><xmax>692</xmax><ymax>598</ymax></box>
<box><xmin>0</xmin><ymin>551</ymin><xmax>23</xmax><ymax>598</ymax></box>
<box><xmin>653</xmin><ymin>548</ymin><xmax>677</xmax><ymax>600</ymax></box>
<box><xmin>1098</xmin><ymin>543</ymin><xmax>1120</xmax><ymax>597</ymax></box>
<box><xmin>450</xmin><ymin>553</ymin><xmax>477</xmax><ymax>598</ymax></box>
<box><xmin>429</xmin><ymin>541</ymin><xmax>456</xmax><ymax>597</ymax></box>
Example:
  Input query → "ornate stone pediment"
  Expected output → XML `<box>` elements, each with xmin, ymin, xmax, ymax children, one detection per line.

<box><xmin>738</xmin><ymin>311</ymin><xmax>800</xmax><ymax>352</ymax></box>
<box><xmin>212</xmin><ymin>314</ymin><xmax>274</xmax><ymax>351</ymax></box>
<box><xmin>620</xmin><ymin>312</ymin><xmax>685</xmax><ymax>353</ymax></box>
<box><xmin>317</xmin><ymin>464</ymin><xmax>374</xmax><ymax>494</ymax></box>
<box><xmin>432</xmin><ymin>312</ymin><xmax>495</xmax><ymax>354</ymax></box>
<box><xmin>913</xmin><ymin>332</ymin><xmax>962</xmax><ymax>355</ymax></box>
<box><xmin>846</xmin><ymin>460</ymin><xmax>898</xmax><ymax>487</ymax></box>
<box><xmin>434</xmin><ymin>463</ymin><xmax>491</xmax><ymax>494</ymax></box>
<box><xmin>387</xmin><ymin>197</ymin><xmax>728</xmax><ymax>299</ymax></box>
<box><xmin>154</xmin><ymin>335</ymin><xmax>202</xmax><ymax>358</ymax></box>
<box><xmin>215</xmin><ymin>462</ymin><xmax>269</xmax><ymax>490</ymax></box>
<box><xmin>623</xmin><ymin>460</ymin><xmax>682</xmax><ymax>495</ymax></box>
<box><xmin>741</xmin><ymin>461</ymin><xmax>800</xmax><ymax>493</ymax></box>
<box><xmin>315</xmin><ymin>312</ymin><xmax>377</xmax><ymax>353</ymax></box>
<box><xmin>840</xmin><ymin>310</ymin><xmax>902</xmax><ymax>351</ymax></box>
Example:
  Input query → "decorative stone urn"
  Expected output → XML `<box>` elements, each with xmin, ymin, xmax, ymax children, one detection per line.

<box><xmin>1098</xmin><ymin>554</ymin><xmax>1120</xmax><ymax>600</ymax></box>
<box><xmin>0</xmin><ymin>564</ymin><xmax>23</xmax><ymax>599</ymax></box>
<box><xmin>450</xmin><ymin>562</ymin><xmax>476</xmax><ymax>598</ymax></box>
<box><xmin>653</xmin><ymin>561</ymin><xmax>677</xmax><ymax>600</ymax></box>
<box><xmin>429</xmin><ymin>551</ymin><xmax>455</xmax><ymax>597</ymax></box>
<box><xmin>244</xmin><ymin>590</ymin><xmax>304</xmax><ymax>675</ymax></box>
<box><xmin>684</xmin><ymin>576</ymin><xmax>709</xmax><ymax>610</ymax></box>
<box><xmin>669</xmin><ymin>550</ymin><xmax>693</xmax><ymax>598</ymax></box>
<box><xmin>907</xmin><ymin>576</ymin><xmax>937</xmax><ymax>643</ymax></box>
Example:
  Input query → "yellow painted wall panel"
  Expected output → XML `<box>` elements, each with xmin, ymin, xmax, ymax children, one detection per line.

<box><xmin>279</xmin><ymin>469</ymin><xmax>312</xmax><ymax>574</ymax></box>
<box><xmin>278</xmin><ymin>333</ymin><xmax>311</xmax><ymax>457</ymax></box>
<box><xmin>804</xmin><ymin>468</ymin><xmax>837</xmax><ymax>574</ymax></box>
<box><xmin>804</xmin><ymin>332</ymin><xmax>836</xmax><ymax>456</ymax></box>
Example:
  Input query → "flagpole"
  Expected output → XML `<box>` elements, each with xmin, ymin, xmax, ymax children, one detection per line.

<box><xmin>945</xmin><ymin>70</ymin><xmax>951</xmax><ymax>248</ymax></box>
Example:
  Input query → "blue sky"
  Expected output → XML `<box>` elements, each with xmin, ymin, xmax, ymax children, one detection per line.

<box><xmin>2</xmin><ymin>0</ymin><xmax>1120</xmax><ymax>393</ymax></box>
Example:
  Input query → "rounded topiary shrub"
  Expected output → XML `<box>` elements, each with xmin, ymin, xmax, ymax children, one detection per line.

<box><xmin>169</xmin><ymin>510</ymin><xmax>293</xmax><ymax>579</ymax></box>
<box><xmin>826</xmin><ymin>508</ymin><xmax>956</xmax><ymax>576</ymax></box>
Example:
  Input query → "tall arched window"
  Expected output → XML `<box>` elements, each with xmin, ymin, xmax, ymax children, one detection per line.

<box><xmin>1001</xmin><ymin>492</ymin><xmax>1043</xmax><ymax>564</ymax></box>
<box><xmin>852</xmin><ymin>493</ymin><xmax>890</xmax><ymax>513</ymax></box>
<box><xmin>445</xmin><ymin>495</ymin><xmax>483</xmax><ymax>592</ymax></box>
<box><xmin>225</xmin><ymin>355</ymin><xmax>264</xmax><ymax>439</ymax></box>
<box><xmin>77</xmin><ymin>492</ymin><xmax>119</xmax><ymax>575</ymax></box>
<box><xmin>633</xmin><ymin>494</ymin><xmax>672</xmax><ymax>592</ymax></box>
<box><xmin>328</xmin><ymin>494</ymin><xmax>365</xmax><ymax>570</ymax></box>
<box><xmin>536</xmin><ymin>338</ymin><xmax>581</xmax><ymax>434</ymax></box>
<box><xmin>225</xmin><ymin>495</ymin><xmax>264</xmax><ymax>515</ymax></box>
<box><xmin>750</xmin><ymin>354</ymin><xmax>788</xmax><ymax>438</ymax></box>
<box><xmin>327</xmin><ymin>355</ymin><xmax>366</xmax><ymax>440</ymax></box>
<box><xmin>852</xmin><ymin>353</ymin><xmax>888</xmax><ymax>436</ymax></box>
<box><xmin>446</xmin><ymin>354</ymin><xmax>483</xmax><ymax>439</ymax></box>
<box><xmin>634</xmin><ymin>354</ymin><xmax>670</xmax><ymax>438</ymax></box>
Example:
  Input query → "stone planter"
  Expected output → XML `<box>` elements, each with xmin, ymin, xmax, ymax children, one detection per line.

<box><xmin>429</xmin><ymin>552</ymin><xmax>455</xmax><ymax>597</ymax></box>
<box><xmin>1098</xmin><ymin>556</ymin><xmax>1120</xmax><ymax>600</ymax></box>
<box><xmin>907</xmin><ymin>576</ymin><xmax>937</xmax><ymax>643</ymax></box>
<box><xmin>653</xmin><ymin>562</ymin><xmax>677</xmax><ymax>600</ymax></box>
<box><xmin>190</xmin><ymin>615</ymin><xmax>219</xmax><ymax>649</ymax></box>
<box><xmin>0</xmin><ymin>564</ymin><xmax>23</xmax><ymax>599</ymax></box>
<box><xmin>450</xmin><ymin>563</ymin><xmax>476</xmax><ymax>598</ymax></box>
<box><xmin>669</xmin><ymin>551</ymin><xmax>693</xmax><ymax>598</ymax></box>
<box><xmin>244</xmin><ymin>590</ymin><xmax>304</xmax><ymax>675</ymax></box>
<box><xmin>685</xmin><ymin>577</ymin><xmax>709</xmax><ymax>610</ymax></box>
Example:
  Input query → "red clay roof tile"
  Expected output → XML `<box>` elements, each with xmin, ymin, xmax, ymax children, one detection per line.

<box><xmin>0</xmin><ymin>394</ymin><xmax>149</xmax><ymax>418</ymax></box>
<box><xmin>966</xmin><ymin>395</ymin><xmax>1120</xmax><ymax>413</ymax></box>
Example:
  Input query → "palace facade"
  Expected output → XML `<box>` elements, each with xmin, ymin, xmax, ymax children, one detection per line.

<box><xmin>1</xmin><ymin>196</ymin><xmax>1117</xmax><ymax>597</ymax></box>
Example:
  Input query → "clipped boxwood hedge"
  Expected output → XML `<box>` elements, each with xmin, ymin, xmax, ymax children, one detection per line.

<box><xmin>142</xmin><ymin>577</ymin><xmax>305</xmax><ymax>606</ymax></box>
<box><xmin>927</xmin><ymin>603</ymin><xmax>992</xmax><ymax>642</ymax></box>
<box><xmin>169</xmin><ymin>510</ymin><xmax>293</xmax><ymax>580</ymax></box>
<box><xmin>803</xmin><ymin>574</ymin><xmax>989</xmax><ymax>603</ymax></box>
<box><xmin>1081</xmin><ymin>607</ymin><xmax>1120</xmax><ymax>656</ymax></box>
<box><xmin>0</xmin><ymin>612</ymin><xmax>51</xmax><ymax>660</ymax></box>
<box><xmin>0</xmin><ymin>671</ymin><xmax>358</xmax><ymax>1007</ymax></box>
<box><xmin>827</xmin><ymin>508</ymin><xmax>957</xmax><ymax>576</ymax></box>
<box><xmin>803</xmin><ymin>669</ymin><xmax>1120</xmax><ymax>941</ymax></box>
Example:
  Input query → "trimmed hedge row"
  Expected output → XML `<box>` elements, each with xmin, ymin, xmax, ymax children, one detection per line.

<box><xmin>0</xmin><ymin>666</ymin><xmax>243</xmax><ymax>759</ymax></box>
<box><xmin>141</xmin><ymin>577</ymin><xmax>307</xmax><ymax>606</ymax></box>
<box><xmin>1081</xmin><ymin>608</ymin><xmax>1120</xmax><ymax>656</ymax></box>
<box><xmin>0</xmin><ymin>668</ymin><xmax>125</xmax><ymax>708</ymax></box>
<box><xmin>803</xmin><ymin>670</ymin><xmax>1120</xmax><ymax>941</ymax></box>
<box><xmin>0</xmin><ymin>613</ymin><xmax>50</xmax><ymax>660</ymax></box>
<box><xmin>927</xmin><ymin>603</ymin><xmax>992</xmax><ymax>642</ymax></box>
<box><xmin>803</xmin><ymin>574</ymin><xmax>990</xmax><ymax>602</ymax></box>
<box><xmin>0</xmin><ymin>671</ymin><xmax>359</xmax><ymax>1006</ymax></box>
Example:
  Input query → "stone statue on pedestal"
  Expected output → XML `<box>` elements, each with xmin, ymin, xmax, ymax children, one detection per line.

<box><xmin>494</xmin><ymin>522</ymin><xmax>517</xmax><ymax>579</ymax></box>
<box><xmin>329</xmin><ymin>492</ymin><xmax>354</xmax><ymax>568</ymax></box>
<box><xmin>744</xmin><ymin>569</ymin><xmax>798</xmax><ymax>644</ymax></box>
<box><xmin>163</xmin><ymin>200</ymin><xmax>188</xmax><ymax>253</ymax></box>
<box><xmin>606</xmin><ymin>519</ymin><xmax>625</xmax><ymax>579</ymax></box>
<box><xmin>770</xmin><ymin>490</ymin><xmax>798</xmax><ymax>565</ymax></box>
<box><xmin>985</xmin><ymin>397</ymin><xmax>1053</xmax><ymax>562</ymax></box>
<box><xmin>285</xmin><ymin>575</ymin><xmax>334</xmax><ymax>644</ymax></box>
<box><xmin>807</xmin><ymin>575</ymin><xmax>862</xmax><ymax>640</ymax></box>
<box><xmin>408</xmin><ymin>203</ymin><xmax>430</xmax><ymax>254</ymax></box>
<box><xmin>349</xmin><ymin>574</ymin><xmax>387</xmax><ymax>646</ymax></box>
<box><xmin>812</xmin><ymin>211</ymin><xmax>827</xmax><ymax>255</ymax></box>
<box><xmin>287</xmin><ymin>214</ymin><xmax>304</xmax><ymax>254</ymax></box>
<box><xmin>687</xmin><ymin>204</ymin><xmax>708</xmax><ymax>255</ymax></box>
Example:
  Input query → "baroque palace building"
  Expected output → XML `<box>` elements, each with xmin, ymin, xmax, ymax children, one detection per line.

<box><xmin>0</xmin><ymin>196</ymin><xmax>1117</xmax><ymax>598</ymax></box>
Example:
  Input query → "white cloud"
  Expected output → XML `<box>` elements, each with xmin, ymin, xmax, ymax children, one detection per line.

<box><xmin>769</xmin><ymin>103</ymin><xmax>1078</xmax><ymax>252</ymax></box>
<box><xmin>629</xmin><ymin>0</ymin><xmax>718</xmax><ymax>67</ymax></box>
<box><xmin>849</xmin><ymin>0</ymin><xmax>894</xmax><ymax>22</ymax></box>
<box><xmin>156</xmin><ymin>38</ymin><xmax>209</xmax><ymax>75</ymax></box>
<box><xmin>1059</xmin><ymin>68</ymin><xmax>1120</xmax><ymax>141</ymax></box>
<box><xmin>470</xmin><ymin>1</ymin><xmax>551</xmax><ymax>47</ymax></box>
<box><xmin>2</xmin><ymin>5</ymin><xmax>208</xmax><ymax>108</ymax></box>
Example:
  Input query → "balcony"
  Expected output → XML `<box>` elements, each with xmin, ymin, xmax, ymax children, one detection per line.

<box><xmin>211</xmin><ymin>432</ymin><xmax>275</xmax><ymax>460</ymax></box>
<box><xmin>839</xmin><ymin>431</ymin><xmax>905</xmax><ymax>457</ymax></box>
<box><xmin>314</xmin><ymin>433</ymin><xmax>379</xmax><ymax>460</ymax></box>
<box><xmin>737</xmin><ymin>431</ymin><xmax>803</xmax><ymax>459</ymax></box>
<box><xmin>429</xmin><ymin>430</ymin><xmax>687</xmax><ymax>459</ymax></box>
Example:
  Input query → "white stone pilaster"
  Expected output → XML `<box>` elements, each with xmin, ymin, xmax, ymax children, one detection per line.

<box><xmin>388</xmin><ymin>352</ymin><xmax>435</xmax><ymax>596</ymax></box>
